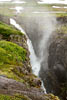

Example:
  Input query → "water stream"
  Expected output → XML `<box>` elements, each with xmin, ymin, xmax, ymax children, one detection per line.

<box><xmin>10</xmin><ymin>18</ymin><xmax>41</xmax><ymax>76</ymax></box>
<box><xmin>10</xmin><ymin>18</ymin><xmax>46</xmax><ymax>93</ymax></box>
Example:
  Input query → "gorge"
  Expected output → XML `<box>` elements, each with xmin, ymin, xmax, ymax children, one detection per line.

<box><xmin>0</xmin><ymin>0</ymin><xmax>67</xmax><ymax>100</ymax></box>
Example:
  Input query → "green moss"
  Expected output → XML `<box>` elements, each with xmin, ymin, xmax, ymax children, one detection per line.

<box><xmin>0</xmin><ymin>21</ymin><xmax>23</xmax><ymax>38</ymax></box>
<box><xmin>0</xmin><ymin>21</ymin><xmax>38</xmax><ymax>88</ymax></box>
<box><xmin>0</xmin><ymin>40</ymin><xmax>36</xmax><ymax>87</ymax></box>
<box><xmin>0</xmin><ymin>94</ymin><xmax>30</xmax><ymax>100</ymax></box>
<box><xmin>0</xmin><ymin>40</ymin><xmax>27</xmax><ymax>82</ymax></box>
<box><xmin>0</xmin><ymin>94</ymin><xmax>21</xmax><ymax>100</ymax></box>
<box><xmin>15</xmin><ymin>94</ymin><xmax>31</xmax><ymax>100</ymax></box>
<box><xmin>13</xmin><ymin>66</ymin><xmax>38</xmax><ymax>87</ymax></box>
<box><xmin>0</xmin><ymin>40</ymin><xmax>27</xmax><ymax>63</ymax></box>
<box><xmin>60</xmin><ymin>83</ymin><xmax>67</xmax><ymax>98</ymax></box>
<box><xmin>56</xmin><ymin>25</ymin><xmax>67</xmax><ymax>34</ymax></box>
<box><xmin>44</xmin><ymin>94</ymin><xmax>60</xmax><ymax>100</ymax></box>
<box><xmin>59</xmin><ymin>25</ymin><xmax>67</xmax><ymax>34</ymax></box>
<box><xmin>56</xmin><ymin>13</ymin><xmax>67</xmax><ymax>17</ymax></box>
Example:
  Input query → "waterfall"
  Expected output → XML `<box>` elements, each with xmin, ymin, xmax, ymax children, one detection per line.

<box><xmin>10</xmin><ymin>18</ymin><xmax>46</xmax><ymax>93</ymax></box>
<box><xmin>10</xmin><ymin>18</ymin><xmax>41</xmax><ymax>76</ymax></box>
<box><xmin>10</xmin><ymin>18</ymin><xmax>40</xmax><ymax>76</ymax></box>
<box><xmin>27</xmin><ymin>39</ymin><xmax>41</xmax><ymax>76</ymax></box>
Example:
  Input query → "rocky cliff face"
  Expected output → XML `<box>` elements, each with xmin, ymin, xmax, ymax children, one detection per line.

<box><xmin>39</xmin><ymin>16</ymin><xmax>67</xmax><ymax>100</ymax></box>
<box><xmin>14</xmin><ymin>15</ymin><xmax>67</xmax><ymax>100</ymax></box>
<box><xmin>0</xmin><ymin>15</ymin><xmax>60</xmax><ymax>100</ymax></box>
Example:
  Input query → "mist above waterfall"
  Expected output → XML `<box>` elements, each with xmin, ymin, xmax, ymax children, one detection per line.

<box><xmin>16</xmin><ymin>6</ymin><xmax>57</xmax><ymax>72</ymax></box>
<box><xmin>11</xmin><ymin>1</ymin><xmax>57</xmax><ymax>93</ymax></box>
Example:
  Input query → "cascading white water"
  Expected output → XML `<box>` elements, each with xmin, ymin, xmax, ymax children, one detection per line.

<box><xmin>10</xmin><ymin>3</ymin><xmax>42</xmax><ymax>77</ymax></box>
<box><xmin>10</xmin><ymin>18</ymin><xmax>46</xmax><ymax>93</ymax></box>
<box><xmin>10</xmin><ymin>7</ymin><xmax>24</xmax><ymax>14</ymax></box>
<box><xmin>10</xmin><ymin>18</ymin><xmax>41</xmax><ymax>76</ymax></box>
<box><xmin>27</xmin><ymin>39</ymin><xmax>41</xmax><ymax>76</ymax></box>
<box><xmin>10</xmin><ymin>19</ymin><xmax>25</xmax><ymax>34</ymax></box>
<box><xmin>9</xmin><ymin>0</ymin><xmax>57</xmax><ymax>93</ymax></box>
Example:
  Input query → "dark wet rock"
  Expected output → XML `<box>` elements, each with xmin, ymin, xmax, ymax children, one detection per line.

<box><xmin>57</xmin><ymin>16</ymin><xmax>67</xmax><ymax>24</ymax></box>
<box><xmin>39</xmin><ymin>16</ymin><xmax>67</xmax><ymax>100</ymax></box>
<box><xmin>32</xmin><ymin>78</ymin><xmax>41</xmax><ymax>87</ymax></box>
<box><xmin>39</xmin><ymin>33</ymin><xmax>67</xmax><ymax>100</ymax></box>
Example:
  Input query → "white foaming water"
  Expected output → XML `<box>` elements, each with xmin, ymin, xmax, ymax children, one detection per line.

<box><xmin>10</xmin><ymin>18</ymin><xmax>46</xmax><ymax>93</ymax></box>
<box><xmin>10</xmin><ymin>18</ymin><xmax>25</xmax><ymax>34</ymax></box>
<box><xmin>27</xmin><ymin>39</ymin><xmax>46</xmax><ymax>93</ymax></box>
<box><xmin>27</xmin><ymin>39</ymin><xmax>41</xmax><ymax>76</ymax></box>
<box><xmin>10</xmin><ymin>18</ymin><xmax>41</xmax><ymax>76</ymax></box>
<box><xmin>10</xmin><ymin>7</ymin><xmax>24</xmax><ymax>14</ymax></box>
<box><xmin>38</xmin><ymin>0</ymin><xmax>67</xmax><ymax>4</ymax></box>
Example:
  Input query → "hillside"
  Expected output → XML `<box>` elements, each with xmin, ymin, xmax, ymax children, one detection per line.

<box><xmin>0</xmin><ymin>16</ymin><xmax>60</xmax><ymax>100</ymax></box>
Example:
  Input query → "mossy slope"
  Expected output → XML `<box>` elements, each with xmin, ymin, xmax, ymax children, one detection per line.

<box><xmin>0</xmin><ymin>94</ymin><xmax>30</xmax><ymax>100</ymax></box>
<box><xmin>0</xmin><ymin>40</ymin><xmax>27</xmax><ymax>82</ymax></box>
<box><xmin>0</xmin><ymin>21</ymin><xmax>39</xmax><ymax>87</ymax></box>
<box><xmin>0</xmin><ymin>21</ymin><xmax>22</xmax><ymax>39</ymax></box>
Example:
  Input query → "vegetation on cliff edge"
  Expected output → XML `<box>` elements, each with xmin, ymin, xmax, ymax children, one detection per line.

<box><xmin>0</xmin><ymin>21</ymin><xmax>23</xmax><ymax>38</ymax></box>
